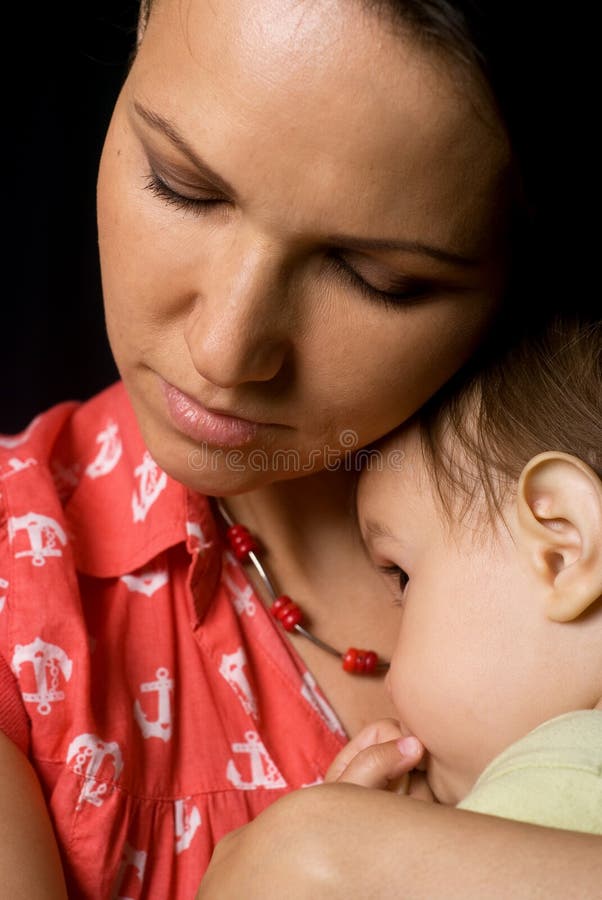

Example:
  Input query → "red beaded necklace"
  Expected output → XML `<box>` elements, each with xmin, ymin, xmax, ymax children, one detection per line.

<box><xmin>216</xmin><ymin>498</ymin><xmax>390</xmax><ymax>676</ymax></box>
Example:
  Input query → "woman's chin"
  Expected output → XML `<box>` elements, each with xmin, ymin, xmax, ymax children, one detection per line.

<box><xmin>148</xmin><ymin>440</ymin><xmax>327</xmax><ymax>496</ymax></box>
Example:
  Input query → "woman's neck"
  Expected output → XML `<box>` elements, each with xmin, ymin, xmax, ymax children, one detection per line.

<box><xmin>222</xmin><ymin>468</ymin><xmax>363</xmax><ymax>598</ymax></box>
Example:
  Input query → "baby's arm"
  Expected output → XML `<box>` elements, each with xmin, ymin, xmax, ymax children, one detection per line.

<box><xmin>325</xmin><ymin>718</ymin><xmax>435</xmax><ymax>801</ymax></box>
<box><xmin>0</xmin><ymin>729</ymin><xmax>68</xmax><ymax>898</ymax></box>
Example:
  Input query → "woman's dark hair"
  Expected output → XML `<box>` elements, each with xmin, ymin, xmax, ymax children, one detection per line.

<box><xmin>369</xmin><ymin>2</ymin><xmax>596</xmax><ymax>344</ymax></box>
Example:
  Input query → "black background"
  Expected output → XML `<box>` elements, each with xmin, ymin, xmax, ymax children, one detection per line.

<box><xmin>2</xmin><ymin>3</ymin><xmax>140</xmax><ymax>433</ymax></box>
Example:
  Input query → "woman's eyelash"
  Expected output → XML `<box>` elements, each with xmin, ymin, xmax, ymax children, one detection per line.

<box><xmin>144</xmin><ymin>171</ymin><xmax>223</xmax><ymax>213</ymax></box>
<box><xmin>326</xmin><ymin>256</ymin><xmax>428</xmax><ymax>307</ymax></box>
<box><xmin>143</xmin><ymin>170</ymin><xmax>428</xmax><ymax>308</ymax></box>
<box><xmin>377</xmin><ymin>564</ymin><xmax>410</xmax><ymax>604</ymax></box>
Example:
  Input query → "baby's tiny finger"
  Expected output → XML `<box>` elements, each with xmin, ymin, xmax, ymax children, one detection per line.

<box><xmin>324</xmin><ymin>718</ymin><xmax>403</xmax><ymax>783</ymax></box>
<box><xmin>336</xmin><ymin>737</ymin><xmax>423</xmax><ymax>790</ymax></box>
<box><xmin>396</xmin><ymin>736</ymin><xmax>423</xmax><ymax>767</ymax></box>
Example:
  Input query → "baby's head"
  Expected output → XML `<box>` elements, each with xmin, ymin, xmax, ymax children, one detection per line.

<box><xmin>357</xmin><ymin>318</ymin><xmax>602</xmax><ymax>804</ymax></box>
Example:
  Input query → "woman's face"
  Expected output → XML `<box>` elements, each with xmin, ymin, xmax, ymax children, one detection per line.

<box><xmin>98</xmin><ymin>0</ymin><xmax>511</xmax><ymax>493</ymax></box>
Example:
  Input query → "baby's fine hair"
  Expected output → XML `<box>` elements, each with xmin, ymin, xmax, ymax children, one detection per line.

<box><xmin>419</xmin><ymin>317</ymin><xmax>602</xmax><ymax>520</ymax></box>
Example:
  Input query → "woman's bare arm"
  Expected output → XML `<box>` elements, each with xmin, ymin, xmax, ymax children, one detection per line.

<box><xmin>198</xmin><ymin>783</ymin><xmax>602</xmax><ymax>899</ymax></box>
<box><xmin>0</xmin><ymin>729</ymin><xmax>68</xmax><ymax>899</ymax></box>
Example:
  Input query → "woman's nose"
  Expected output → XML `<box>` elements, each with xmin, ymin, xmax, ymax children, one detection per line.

<box><xmin>184</xmin><ymin>237</ymin><xmax>294</xmax><ymax>388</ymax></box>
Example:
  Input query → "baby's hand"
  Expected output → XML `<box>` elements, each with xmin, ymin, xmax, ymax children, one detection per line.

<box><xmin>325</xmin><ymin>718</ymin><xmax>425</xmax><ymax>793</ymax></box>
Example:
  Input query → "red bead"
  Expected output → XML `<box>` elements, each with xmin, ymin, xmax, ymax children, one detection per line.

<box><xmin>363</xmin><ymin>651</ymin><xmax>378</xmax><ymax>674</ymax></box>
<box><xmin>270</xmin><ymin>595</ymin><xmax>292</xmax><ymax>617</ymax></box>
<box><xmin>232</xmin><ymin>538</ymin><xmax>257</xmax><ymax>561</ymax></box>
<box><xmin>343</xmin><ymin>648</ymin><xmax>358</xmax><ymax>672</ymax></box>
<box><xmin>226</xmin><ymin>524</ymin><xmax>259</xmax><ymax>560</ymax></box>
<box><xmin>342</xmin><ymin>648</ymin><xmax>378</xmax><ymax>675</ymax></box>
<box><xmin>282</xmin><ymin>606</ymin><xmax>302</xmax><ymax>631</ymax></box>
<box><xmin>270</xmin><ymin>595</ymin><xmax>303</xmax><ymax>631</ymax></box>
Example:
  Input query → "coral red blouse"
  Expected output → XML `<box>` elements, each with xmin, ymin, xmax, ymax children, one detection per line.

<box><xmin>0</xmin><ymin>381</ymin><xmax>346</xmax><ymax>899</ymax></box>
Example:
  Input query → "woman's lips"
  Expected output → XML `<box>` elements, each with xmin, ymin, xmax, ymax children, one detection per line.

<box><xmin>160</xmin><ymin>378</ymin><xmax>261</xmax><ymax>447</ymax></box>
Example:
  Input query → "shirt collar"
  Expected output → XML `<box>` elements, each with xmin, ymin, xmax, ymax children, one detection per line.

<box><xmin>62</xmin><ymin>381</ymin><xmax>222</xmax><ymax>619</ymax></box>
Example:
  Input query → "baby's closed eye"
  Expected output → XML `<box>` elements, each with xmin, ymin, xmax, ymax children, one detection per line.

<box><xmin>377</xmin><ymin>564</ymin><xmax>410</xmax><ymax>604</ymax></box>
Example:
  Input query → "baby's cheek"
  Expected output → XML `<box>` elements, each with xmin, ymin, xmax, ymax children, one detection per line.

<box><xmin>388</xmin><ymin>651</ymin><xmax>428</xmax><ymax>739</ymax></box>
<box><xmin>389</xmin><ymin>635</ymin><xmax>450</xmax><ymax>752</ymax></box>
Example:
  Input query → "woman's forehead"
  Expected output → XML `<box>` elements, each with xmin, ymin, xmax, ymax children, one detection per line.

<box><xmin>132</xmin><ymin>0</ymin><xmax>510</xmax><ymax>256</ymax></box>
<box><xmin>138</xmin><ymin>0</ymin><xmax>502</xmax><ymax>142</ymax></box>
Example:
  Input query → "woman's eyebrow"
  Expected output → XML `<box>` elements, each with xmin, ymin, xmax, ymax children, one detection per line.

<box><xmin>326</xmin><ymin>234</ymin><xmax>479</xmax><ymax>267</ymax></box>
<box><xmin>133</xmin><ymin>100</ymin><xmax>237</xmax><ymax>197</ymax></box>
<box><xmin>133</xmin><ymin>99</ymin><xmax>478</xmax><ymax>268</ymax></box>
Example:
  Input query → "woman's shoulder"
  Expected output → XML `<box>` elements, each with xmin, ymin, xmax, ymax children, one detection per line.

<box><xmin>0</xmin><ymin>383</ymin><xmax>129</xmax><ymax>622</ymax></box>
<box><xmin>0</xmin><ymin>380</ymin><xmax>132</xmax><ymax>509</ymax></box>
<box><xmin>0</xmin><ymin>380</ymin><xmax>215</xmax><ymax>577</ymax></box>
<box><xmin>0</xmin><ymin>378</ymin><xmax>219</xmax><ymax>749</ymax></box>
<box><xmin>0</xmin><ymin>383</ymin><xmax>132</xmax><ymax>752</ymax></box>
<box><xmin>0</xmin><ymin>380</ymin><xmax>219</xmax><ymax>691</ymax></box>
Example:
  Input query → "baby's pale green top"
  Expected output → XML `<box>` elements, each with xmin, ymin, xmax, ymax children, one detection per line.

<box><xmin>458</xmin><ymin>710</ymin><xmax>602</xmax><ymax>834</ymax></box>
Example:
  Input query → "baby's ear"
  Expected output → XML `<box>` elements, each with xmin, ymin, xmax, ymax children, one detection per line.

<box><xmin>517</xmin><ymin>452</ymin><xmax>602</xmax><ymax>622</ymax></box>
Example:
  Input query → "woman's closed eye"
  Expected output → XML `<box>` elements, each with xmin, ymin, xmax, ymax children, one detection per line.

<box><xmin>144</xmin><ymin>169</ymin><xmax>225</xmax><ymax>213</ymax></box>
<box><xmin>324</xmin><ymin>255</ymin><xmax>431</xmax><ymax>307</ymax></box>
<box><xmin>378</xmin><ymin>564</ymin><xmax>410</xmax><ymax>605</ymax></box>
<box><xmin>142</xmin><ymin>168</ymin><xmax>432</xmax><ymax>309</ymax></box>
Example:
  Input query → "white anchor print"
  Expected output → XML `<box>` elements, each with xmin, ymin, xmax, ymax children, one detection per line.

<box><xmin>0</xmin><ymin>415</ymin><xmax>41</xmax><ymax>448</ymax></box>
<box><xmin>226</xmin><ymin>731</ymin><xmax>287</xmax><ymax>790</ymax></box>
<box><xmin>219</xmin><ymin>648</ymin><xmax>259</xmax><ymax>720</ymax></box>
<box><xmin>11</xmin><ymin>637</ymin><xmax>73</xmax><ymax>715</ymax></box>
<box><xmin>66</xmin><ymin>733</ymin><xmax>123</xmax><ymax>809</ymax></box>
<box><xmin>8</xmin><ymin>511</ymin><xmax>68</xmax><ymax>566</ymax></box>
<box><xmin>185</xmin><ymin>520</ymin><xmax>213</xmax><ymax>552</ymax></box>
<box><xmin>120</xmin><ymin>568</ymin><xmax>169</xmax><ymax>597</ymax></box>
<box><xmin>0</xmin><ymin>577</ymin><xmax>7</xmax><ymax>613</ymax></box>
<box><xmin>111</xmin><ymin>842</ymin><xmax>147</xmax><ymax>900</ymax></box>
<box><xmin>301</xmin><ymin>776</ymin><xmax>325</xmax><ymax>788</ymax></box>
<box><xmin>222</xmin><ymin>556</ymin><xmax>256</xmax><ymax>617</ymax></box>
<box><xmin>301</xmin><ymin>672</ymin><xmax>346</xmax><ymax>737</ymax></box>
<box><xmin>174</xmin><ymin>798</ymin><xmax>202</xmax><ymax>854</ymax></box>
<box><xmin>1</xmin><ymin>456</ymin><xmax>37</xmax><ymax>478</ymax></box>
<box><xmin>133</xmin><ymin>667</ymin><xmax>174</xmax><ymax>742</ymax></box>
<box><xmin>85</xmin><ymin>421</ymin><xmax>123</xmax><ymax>479</ymax></box>
<box><xmin>131</xmin><ymin>451</ymin><xmax>167</xmax><ymax>523</ymax></box>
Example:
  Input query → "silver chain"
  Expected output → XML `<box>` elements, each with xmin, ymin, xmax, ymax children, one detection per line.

<box><xmin>215</xmin><ymin>497</ymin><xmax>389</xmax><ymax>671</ymax></box>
